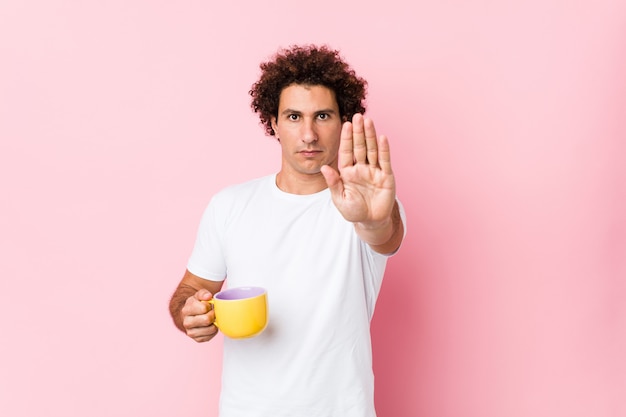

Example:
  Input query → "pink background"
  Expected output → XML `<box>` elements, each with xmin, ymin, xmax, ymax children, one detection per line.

<box><xmin>1</xmin><ymin>1</ymin><xmax>625</xmax><ymax>416</ymax></box>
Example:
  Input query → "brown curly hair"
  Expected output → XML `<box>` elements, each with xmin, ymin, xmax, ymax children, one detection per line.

<box><xmin>250</xmin><ymin>44</ymin><xmax>368</xmax><ymax>137</ymax></box>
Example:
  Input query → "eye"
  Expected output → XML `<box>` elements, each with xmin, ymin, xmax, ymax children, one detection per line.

<box><xmin>288</xmin><ymin>114</ymin><xmax>299</xmax><ymax>121</ymax></box>
<box><xmin>317</xmin><ymin>113</ymin><xmax>329</xmax><ymax>120</ymax></box>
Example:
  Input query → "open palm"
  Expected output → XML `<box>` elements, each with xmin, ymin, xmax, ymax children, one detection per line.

<box><xmin>321</xmin><ymin>114</ymin><xmax>396</xmax><ymax>226</ymax></box>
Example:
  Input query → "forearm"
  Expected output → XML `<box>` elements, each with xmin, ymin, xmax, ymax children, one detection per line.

<box><xmin>355</xmin><ymin>200</ymin><xmax>404</xmax><ymax>254</ymax></box>
<box><xmin>169</xmin><ymin>283</ymin><xmax>198</xmax><ymax>333</ymax></box>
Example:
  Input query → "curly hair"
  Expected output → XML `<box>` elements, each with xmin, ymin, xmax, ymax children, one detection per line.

<box><xmin>250</xmin><ymin>44</ymin><xmax>368</xmax><ymax>137</ymax></box>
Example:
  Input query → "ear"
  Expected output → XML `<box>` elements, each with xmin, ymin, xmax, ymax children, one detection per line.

<box><xmin>271</xmin><ymin>116</ymin><xmax>279</xmax><ymax>137</ymax></box>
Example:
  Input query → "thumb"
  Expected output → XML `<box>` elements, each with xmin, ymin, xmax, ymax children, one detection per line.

<box><xmin>195</xmin><ymin>289</ymin><xmax>213</xmax><ymax>301</ymax></box>
<box><xmin>321</xmin><ymin>165</ymin><xmax>344</xmax><ymax>197</ymax></box>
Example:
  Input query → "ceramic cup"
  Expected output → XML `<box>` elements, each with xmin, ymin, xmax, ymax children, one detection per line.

<box><xmin>208</xmin><ymin>286</ymin><xmax>268</xmax><ymax>339</ymax></box>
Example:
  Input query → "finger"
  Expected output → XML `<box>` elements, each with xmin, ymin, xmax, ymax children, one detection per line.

<box><xmin>364</xmin><ymin>117</ymin><xmax>379</xmax><ymax>167</ymax></box>
<box><xmin>321</xmin><ymin>165</ymin><xmax>344</xmax><ymax>201</ymax></box>
<box><xmin>377</xmin><ymin>134</ymin><xmax>393</xmax><ymax>175</ymax></box>
<box><xmin>338</xmin><ymin>120</ymin><xmax>354</xmax><ymax>170</ymax></box>
<box><xmin>183</xmin><ymin>309</ymin><xmax>215</xmax><ymax>330</ymax></box>
<box><xmin>182</xmin><ymin>295</ymin><xmax>210</xmax><ymax>317</ymax></box>
<box><xmin>194</xmin><ymin>289</ymin><xmax>213</xmax><ymax>301</ymax></box>
<box><xmin>185</xmin><ymin>309</ymin><xmax>218</xmax><ymax>342</ymax></box>
<box><xmin>187</xmin><ymin>323</ymin><xmax>219</xmax><ymax>343</ymax></box>
<box><xmin>351</xmin><ymin>113</ymin><xmax>367</xmax><ymax>164</ymax></box>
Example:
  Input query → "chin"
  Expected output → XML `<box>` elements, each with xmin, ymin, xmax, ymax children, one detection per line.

<box><xmin>297</xmin><ymin>167</ymin><xmax>323</xmax><ymax>176</ymax></box>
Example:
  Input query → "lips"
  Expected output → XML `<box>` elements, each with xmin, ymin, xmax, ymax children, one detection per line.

<box><xmin>299</xmin><ymin>149</ymin><xmax>322</xmax><ymax>157</ymax></box>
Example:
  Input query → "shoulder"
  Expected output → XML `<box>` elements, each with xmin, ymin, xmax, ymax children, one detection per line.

<box><xmin>211</xmin><ymin>174</ymin><xmax>275</xmax><ymax>205</ymax></box>
<box><xmin>204</xmin><ymin>175</ymin><xmax>277</xmax><ymax>223</ymax></box>
<box><xmin>197</xmin><ymin>175</ymin><xmax>275</xmax><ymax>227</ymax></box>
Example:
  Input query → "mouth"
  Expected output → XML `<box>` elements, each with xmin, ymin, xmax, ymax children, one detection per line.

<box><xmin>298</xmin><ymin>149</ymin><xmax>322</xmax><ymax>157</ymax></box>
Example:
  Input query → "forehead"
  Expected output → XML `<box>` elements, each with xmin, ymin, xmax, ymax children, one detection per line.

<box><xmin>278</xmin><ymin>84</ymin><xmax>338</xmax><ymax>111</ymax></box>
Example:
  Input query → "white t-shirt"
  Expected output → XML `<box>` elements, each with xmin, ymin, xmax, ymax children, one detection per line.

<box><xmin>187</xmin><ymin>174</ymin><xmax>402</xmax><ymax>417</ymax></box>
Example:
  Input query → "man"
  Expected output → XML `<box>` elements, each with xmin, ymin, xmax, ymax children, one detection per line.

<box><xmin>169</xmin><ymin>44</ymin><xmax>405</xmax><ymax>417</ymax></box>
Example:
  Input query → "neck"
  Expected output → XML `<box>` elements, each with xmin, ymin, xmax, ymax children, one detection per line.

<box><xmin>275</xmin><ymin>171</ymin><xmax>328</xmax><ymax>195</ymax></box>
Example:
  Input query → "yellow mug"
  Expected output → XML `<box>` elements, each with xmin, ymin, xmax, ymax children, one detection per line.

<box><xmin>208</xmin><ymin>286</ymin><xmax>268</xmax><ymax>339</ymax></box>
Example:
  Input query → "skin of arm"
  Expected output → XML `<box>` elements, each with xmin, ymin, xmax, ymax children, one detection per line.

<box><xmin>355</xmin><ymin>200</ymin><xmax>404</xmax><ymax>255</ymax></box>
<box><xmin>169</xmin><ymin>269</ymin><xmax>224</xmax><ymax>343</ymax></box>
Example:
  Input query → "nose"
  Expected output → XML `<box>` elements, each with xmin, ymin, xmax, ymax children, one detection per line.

<box><xmin>301</xmin><ymin>119</ymin><xmax>318</xmax><ymax>143</ymax></box>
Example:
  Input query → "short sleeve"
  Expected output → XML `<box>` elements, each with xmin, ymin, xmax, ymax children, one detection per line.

<box><xmin>186</xmin><ymin>198</ymin><xmax>227</xmax><ymax>281</ymax></box>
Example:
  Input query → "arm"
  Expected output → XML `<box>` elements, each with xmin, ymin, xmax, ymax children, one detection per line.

<box><xmin>169</xmin><ymin>269</ymin><xmax>224</xmax><ymax>343</ymax></box>
<box><xmin>321</xmin><ymin>113</ymin><xmax>405</xmax><ymax>254</ymax></box>
<box><xmin>355</xmin><ymin>200</ymin><xmax>404</xmax><ymax>255</ymax></box>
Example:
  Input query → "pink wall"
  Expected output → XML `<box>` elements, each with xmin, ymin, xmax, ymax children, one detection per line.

<box><xmin>1</xmin><ymin>1</ymin><xmax>624</xmax><ymax>416</ymax></box>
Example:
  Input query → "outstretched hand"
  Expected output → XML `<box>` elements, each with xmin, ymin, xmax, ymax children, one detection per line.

<box><xmin>321</xmin><ymin>113</ymin><xmax>396</xmax><ymax>228</ymax></box>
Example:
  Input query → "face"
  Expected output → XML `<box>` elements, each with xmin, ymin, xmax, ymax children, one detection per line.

<box><xmin>271</xmin><ymin>84</ymin><xmax>343</xmax><ymax>181</ymax></box>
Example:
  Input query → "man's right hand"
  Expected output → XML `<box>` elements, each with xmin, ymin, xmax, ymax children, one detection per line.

<box><xmin>169</xmin><ymin>270</ymin><xmax>224</xmax><ymax>342</ymax></box>
<box><xmin>181</xmin><ymin>289</ymin><xmax>219</xmax><ymax>343</ymax></box>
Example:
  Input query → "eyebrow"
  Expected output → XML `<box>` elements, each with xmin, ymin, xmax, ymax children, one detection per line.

<box><xmin>280</xmin><ymin>108</ymin><xmax>338</xmax><ymax>116</ymax></box>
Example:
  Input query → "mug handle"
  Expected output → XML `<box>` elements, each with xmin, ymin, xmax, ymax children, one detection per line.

<box><xmin>206</xmin><ymin>299</ymin><xmax>219</xmax><ymax>328</ymax></box>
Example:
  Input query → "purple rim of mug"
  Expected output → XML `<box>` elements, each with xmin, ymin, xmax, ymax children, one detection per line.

<box><xmin>215</xmin><ymin>286</ymin><xmax>266</xmax><ymax>301</ymax></box>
